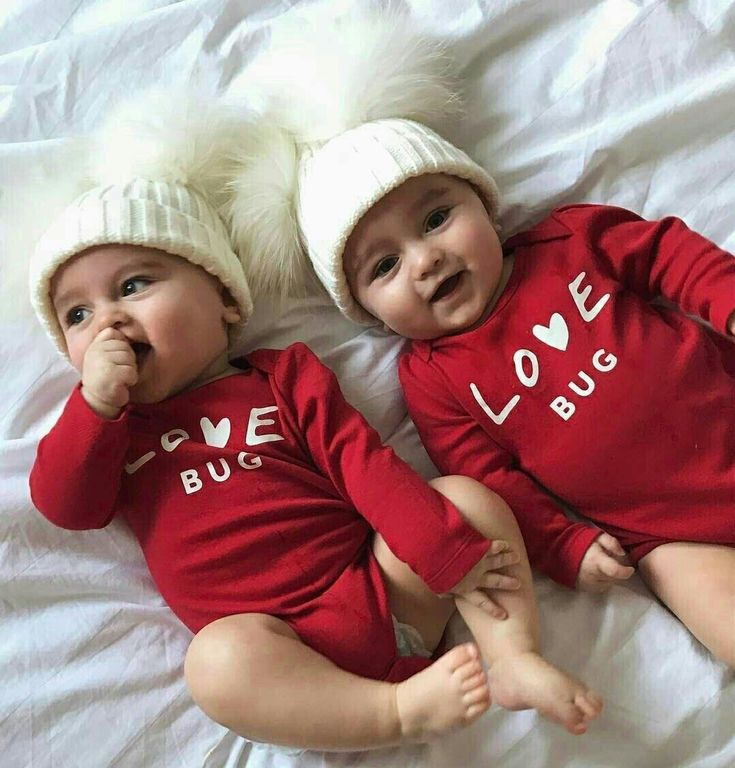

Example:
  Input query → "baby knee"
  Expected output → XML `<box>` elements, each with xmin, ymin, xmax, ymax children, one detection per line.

<box><xmin>185</xmin><ymin>620</ymin><xmax>240</xmax><ymax>720</ymax></box>
<box><xmin>185</xmin><ymin>614</ymin><xmax>286</xmax><ymax>722</ymax></box>
<box><xmin>430</xmin><ymin>475</ymin><xmax>516</xmax><ymax>523</ymax></box>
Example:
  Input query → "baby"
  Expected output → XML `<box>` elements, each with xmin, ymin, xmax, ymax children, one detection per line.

<box><xmin>228</xmin><ymin>16</ymin><xmax>735</xmax><ymax>670</ymax></box>
<box><xmin>27</xmin><ymin>105</ymin><xmax>601</xmax><ymax>751</ymax></box>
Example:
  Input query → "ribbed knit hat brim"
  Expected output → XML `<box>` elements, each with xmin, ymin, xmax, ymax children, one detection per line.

<box><xmin>30</xmin><ymin>179</ymin><xmax>252</xmax><ymax>355</ymax></box>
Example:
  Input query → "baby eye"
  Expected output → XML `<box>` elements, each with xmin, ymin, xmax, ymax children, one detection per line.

<box><xmin>121</xmin><ymin>277</ymin><xmax>150</xmax><ymax>297</ymax></box>
<box><xmin>373</xmin><ymin>256</ymin><xmax>398</xmax><ymax>279</ymax></box>
<box><xmin>425</xmin><ymin>208</ymin><xmax>451</xmax><ymax>232</ymax></box>
<box><xmin>66</xmin><ymin>307</ymin><xmax>90</xmax><ymax>326</ymax></box>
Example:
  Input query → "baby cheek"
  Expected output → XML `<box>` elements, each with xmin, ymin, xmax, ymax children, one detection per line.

<box><xmin>66</xmin><ymin>337</ymin><xmax>88</xmax><ymax>373</ymax></box>
<box><xmin>378</xmin><ymin>287</ymin><xmax>415</xmax><ymax>328</ymax></box>
<box><xmin>345</xmin><ymin>270</ymin><xmax>366</xmax><ymax>306</ymax></box>
<box><xmin>371</xmin><ymin>283</ymin><xmax>400</xmax><ymax>320</ymax></box>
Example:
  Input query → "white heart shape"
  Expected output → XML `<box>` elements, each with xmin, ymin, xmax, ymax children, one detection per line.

<box><xmin>532</xmin><ymin>313</ymin><xmax>569</xmax><ymax>351</ymax></box>
<box><xmin>200</xmin><ymin>417</ymin><xmax>231</xmax><ymax>448</ymax></box>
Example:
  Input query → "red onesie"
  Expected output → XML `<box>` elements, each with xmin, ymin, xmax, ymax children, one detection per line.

<box><xmin>30</xmin><ymin>343</ymin><xmax>489</xmax><ymax>682</ymax></box>
<box><xmin>400</xmin><ymin>205</ymin><xmax>735</xmax><ymax>589</ymax></box>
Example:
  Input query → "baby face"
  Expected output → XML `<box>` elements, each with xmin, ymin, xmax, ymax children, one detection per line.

<box><xmin>344</xmin><ymin>174</ymin><xmax>504</xmax><ymax>340</ymax></box>
<box><xmin>51</xmin><ymin>245</ymin><xmax>240</xmax><ymax>403</ymax></box>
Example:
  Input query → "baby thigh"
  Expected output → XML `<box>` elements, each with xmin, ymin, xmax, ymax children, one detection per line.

<box><xmin>638</xmin><ymin>542</ymin><xmax>735</xmax><ymax>667</ymax></box>
<box><xmin>184</xmin><ymin>612</ymin><xmax>399</xmax><ymax>750</ymax></box>
<box><xmin>373</xmin><ymin>534</ymin><xmax>456</xmax><ymax>653</ymax></box>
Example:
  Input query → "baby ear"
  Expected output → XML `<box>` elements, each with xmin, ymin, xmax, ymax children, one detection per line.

<box><xmin>220</xmin><ymin>287</ymin><xmax>242</xmax><ymax>324</ymax></box>
<box><xmin>222</xmin><ymin>304</ymin><xmax>242</xmax><ymax>325</ymax></box>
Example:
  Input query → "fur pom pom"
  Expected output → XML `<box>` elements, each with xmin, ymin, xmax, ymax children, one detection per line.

<box><xmin>225</xmin><ymin>124</ymin><xmax>311</xmax><ymax>296</ymax></box>
<box><xmin>234</xmin><ymin>8</ymin><xmax>462</xmax><ymax>143</ymax></box>
<box><xmin>88</xmin><ymin>90</ymin><xmax>247</xmax><ymax>208</ymax></box>
<box><xmin>0</xmin><ymin>140</ymin><xmax>89</xmax><ymax>322</ymax></box>
<box><xmin>222</xmin><ymin>9</ymin><xmax>463</xmax><ymax>295</ymax></box>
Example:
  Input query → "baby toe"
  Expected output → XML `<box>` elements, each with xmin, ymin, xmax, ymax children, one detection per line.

<box><xmin>447</xmin><ymin>642</ymin><xmax>479</xmax><ymax>671</ymax></box>
<box><xmin>465</xmin><ymin>699</ymin><xmax>491</xmax><ymax>722</ymax></box>
<box><xmin>558</xmin><ymin>702</ymin><xmax>590</xmax><ymax>735</ymax></box>
<box><xmin>576</xmin><ymin>691</ymin><xmax>603</xmax><ymax>719</ymax></box>
<box><xmin>460</xmin><ymin>670</ymin><xmax>487</xmax><ymax>692</ymax></box>
<box><xmin>463</xmin><ymin>685</ymin><xmax>491</xmax><ymax>707</ymax></box>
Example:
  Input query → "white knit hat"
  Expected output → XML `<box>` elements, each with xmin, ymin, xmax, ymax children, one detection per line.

<box><xmin>30</xmin><ymin>93</ymin><xmax>253</xmax><ymax>355</ymax></box>
<box><xmin>226</xmin><ymin>11</ymin><xmax>499</xmax><ymax>325</ymax></box>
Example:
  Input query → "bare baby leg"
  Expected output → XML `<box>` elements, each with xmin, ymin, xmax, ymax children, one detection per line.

<box><xmin>430</xmin><ymin>475</ymin><xmax>603</xmax><ymax>735</ymax></box>
<box><xmin>184</xmin><ymin>612</ymin><xmax>488</xmax><ymax>751</ymax></box>
<box><xmin>638</xmin><ymin>541</ymin><xmax>735</xmax><ymax>668</ymax></box>
<box><xmin>372</xmin><ymin>534</ymin><xmax>491</xmax><ymax>732</ymax></box>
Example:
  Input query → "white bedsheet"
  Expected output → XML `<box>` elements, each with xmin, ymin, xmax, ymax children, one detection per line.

<box><xmin>1</xmin><ymin>2</ymin><xmax>733</xmax><ymax>766</ymax></box>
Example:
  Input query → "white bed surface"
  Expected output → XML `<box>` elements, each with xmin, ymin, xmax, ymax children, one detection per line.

<box><xmin>1</xmin><ymin>1</ymin><xmax>734</xmax><ymax>766</ymax></box>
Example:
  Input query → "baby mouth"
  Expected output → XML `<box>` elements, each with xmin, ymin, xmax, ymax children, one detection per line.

<box><xmin>131</xmin><ymin>342</ymin><xmax>152</xmax><ymax>367</ymax></box>
<box><xmin>430</xmin><ymin>272</ymin><xmax>463</xmax><ymax>302</ymax></box>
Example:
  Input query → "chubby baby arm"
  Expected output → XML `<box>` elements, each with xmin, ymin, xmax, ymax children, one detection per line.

<box><xmin>81</xmin><ymin>327</ymin><xmax>138</xmax><ymax>419</ymax></box>
<box><xmin>576</xmin><ymin>532</ymin><xmax>635</xmax><ymax>592</ymax></box>
<box><xmin>30</xmin><ymin>361</ymin><xmax>132</xmax><ymax>531</ymax></box>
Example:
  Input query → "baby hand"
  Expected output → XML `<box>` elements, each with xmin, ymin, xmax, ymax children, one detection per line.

<box><xmin>448</xmin><ymin>539</ymin><xmax>521</xmax><ymax>619</ymax></box>
<box><xmin>727</xmin><ymin>309</ymin><xmax>735</xmax><ymax>336</ymax></box>
<box><xmin>81</xmin><ymin>327</ymin><xmax>138</xmax><ymax>419</ymax></box>
<box><xmin>576</xmin><ymin>533</ymin><xmax>635</xmax><ymax>592</ymax></box>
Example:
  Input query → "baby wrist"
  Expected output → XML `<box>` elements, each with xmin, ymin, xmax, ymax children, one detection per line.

<box><xmin>81</xmin><ymin>385</ymin><xmax>123</xmax><ymax>420</ymax></box>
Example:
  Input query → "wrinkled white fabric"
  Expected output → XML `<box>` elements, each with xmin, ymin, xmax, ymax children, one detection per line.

<box><xmin>1</xmin><ymin>2</ymin><xmax>734</xmax><ymax>767</ymax></box>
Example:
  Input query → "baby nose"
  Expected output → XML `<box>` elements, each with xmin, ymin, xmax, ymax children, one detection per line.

<box><xmin>97</xmin><ymin>305</ymin><xmax>130</xmax><ymax>332</ymax></box>
<box><xmin>410</xmin><ymin>245</ymin><xmax>444</xmax><ymax>279</ymax></box>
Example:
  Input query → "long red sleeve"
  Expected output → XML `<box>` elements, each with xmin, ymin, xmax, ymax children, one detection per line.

<box><xmin>29</xmin><ymin>386</ymin><xmax>129</xmax><ymax>530</ymax></box>
<box><xmin>259</xmin><ymin>343</ymin><xmax>491</xmax><ymax>594</ymax></box>
<box><xmin>560</xmin><ymin>205</ymin><xmax>735</xmax><ymax>333</ymax></box>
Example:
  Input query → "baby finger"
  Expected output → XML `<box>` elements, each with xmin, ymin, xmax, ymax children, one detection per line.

<box><xmin>482</xmin><ymin>573</ymin><xmax>520</xmax><ymax>591</ymax></box>
<box><xmin>598</xmin><ymin>532</ymin><xmax>626</xmax><ymax>557</ymax></box>
<box><xmin>488</xmin><ymin>539</ymin><xmax>510</xmax><ymax>555</ymax></box>
<box><xmin>105</xmin><ymin>349</ymin><xmax>136</xmax><ymax>365</ymax></box>
<box><xmin>485</xmin><ymin>551</ymin><xmax>521</xmax><ymax>571</ymax></box>
<box><xmin>118</xmin><ymin>363</ymin><xmax>139</xmax><ymax>386</ymax></box>
<box><xmin>461</xmin><ymin>590</ymin><xmax>508</xmax><ymax>620</ymax></box>
<box><xmin>600</xmin><ymin>559</ymin><xmax>635</xmax><ymax>580</ymax></box>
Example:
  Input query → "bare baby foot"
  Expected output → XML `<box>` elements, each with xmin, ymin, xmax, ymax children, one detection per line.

<box><xmin>395</xmin><ymin>643</ymin><xmax>490</xmax><ymax>741</ymax></box>
<box><xmin>488</xmin><ymin>651</ymin><xmax>602</xmax><ymax>735</ymax></box>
